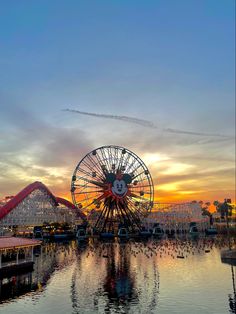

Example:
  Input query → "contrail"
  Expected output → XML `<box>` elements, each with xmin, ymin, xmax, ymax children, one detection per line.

<box><xmin>164</xmin><ymin>128</ymin><xmax>233</xmax><ymax>138</ymax></box>
<box><xmin>62</xmin><ymin>109</ymin><xmax>156</xmax><ymax>128</ymax></box>
<box><xmin>63</xmin><ymin>108</ymin><xmax>234</xmax><ymax>138</ymax></box>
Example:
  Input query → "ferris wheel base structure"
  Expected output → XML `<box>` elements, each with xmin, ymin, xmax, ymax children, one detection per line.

<box><xmin>71</xmin><ymin>145</ymin><xmax>154</xmax><ymax>234</ymax></box>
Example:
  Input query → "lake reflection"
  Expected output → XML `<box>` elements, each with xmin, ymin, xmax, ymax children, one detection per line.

<box><xmin>0</xmin><ymin>237</ymin><xmax>235</xmax><ymax>314</ymax></box>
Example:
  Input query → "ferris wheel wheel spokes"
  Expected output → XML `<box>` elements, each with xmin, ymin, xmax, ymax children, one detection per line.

<box><xmin>71</xmin><ymin>145</ymin><xmax>154</xmax><ymax>233</ymax></box>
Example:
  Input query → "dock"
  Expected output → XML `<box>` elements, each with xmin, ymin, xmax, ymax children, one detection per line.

<box><xmin>221</xmin><ymin>249</ymin><xmax>236</xmax><ymax>266</ymax></box>
<box><xmin>0</xmin><ymin>237</ymin><xmax>41</xmax><ymax>277</ymax></box>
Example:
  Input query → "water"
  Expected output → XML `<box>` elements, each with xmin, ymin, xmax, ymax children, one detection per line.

<box><xmin>0</xmin><ymin>236</ymin><xmax>235</xmax><ymax>314</ymax></box>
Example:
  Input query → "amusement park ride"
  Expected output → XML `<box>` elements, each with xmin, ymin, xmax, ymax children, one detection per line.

<box><xmin>0</xmin><ymin>145</ymin><xmax>210</xmax><ymax>237</ymax></box>
<box><xmin>71</xmin><ymin>145</ymin><xmax>154</xmax><ymax>234</ymax></box>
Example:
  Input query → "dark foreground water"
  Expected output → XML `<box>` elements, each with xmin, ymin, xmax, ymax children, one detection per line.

<box><xmin>0</xmin><ymin>236</ymin><xmax>236</xmax><ymax>314</ymax></box>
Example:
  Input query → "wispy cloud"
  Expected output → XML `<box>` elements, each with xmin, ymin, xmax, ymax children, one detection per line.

<box><xmin>63</xmin><ymin>108</ymin><xmax>234</xmax><ymax>139</ymax></box>
<box><xmin>0</xmin><ymin>105</ymin><xmax>94</xmax><ymax>197</ymax></box>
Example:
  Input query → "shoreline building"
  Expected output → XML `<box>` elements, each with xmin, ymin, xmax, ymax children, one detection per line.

<box><xmin>143</xmin><ymin>202</ymin><xmax>209</xmax><ymax>232</ymax></box>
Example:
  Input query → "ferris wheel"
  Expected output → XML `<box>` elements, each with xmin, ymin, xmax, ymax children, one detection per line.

<box><xmin>71</xmin><ymin>145</ymin><xmax>154</xmax><ymax>232</ymax></box>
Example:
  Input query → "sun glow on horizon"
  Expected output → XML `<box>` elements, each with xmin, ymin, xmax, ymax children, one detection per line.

<box><xmin>143</xmin><ymin>153</ymin><xmax>171</xmax><ymax>165</ymax></box>
<box><xmin>160</xmin><ymin>163</ymin><xmax>195</xmax><ymax>175</ymax></box>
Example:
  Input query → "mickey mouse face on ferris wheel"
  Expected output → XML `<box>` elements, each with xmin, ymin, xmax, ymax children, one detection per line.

<box><xmin>106</xmin><ymin>173</ymin><xmax>132</xmax><ymax>198</ymax></box>
<box><xmin>112</xmin><ymin>179</ymin><xmax>127</xmax><ymax>196</ymax></box>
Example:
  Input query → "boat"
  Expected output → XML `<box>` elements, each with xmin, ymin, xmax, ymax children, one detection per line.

<box><xmin>33</xmin><ymin>226</ymin><xmax>43</xmax><ymax>239</ymax></box>
<box><xmin>205</xmin><ymin>226</ymin><xmax>218</xmax><ymax>235</ymax></box>
<box><xmin>189</xmin><ymin>225</ymin><xmax>199</xmax><ymax>235</ymax></box>
<box><xmin>33</xmin><ymin>230</ymin><xmax>43</xmax><ymax>239</ymax></box>
<box><xmin>76</xmin><ymin>228</ymin><xmax>87</xmax><ymax>241</ymax></box>
<box><xmin>152</xmin><ymin>226</ymin><xmax>164</xmax><ymax>237</ymax></box>
<box><xmin>117</xmin><ymin>227</ymin><xmax>129</xmax><ymax>239</ymax></box>
<box><xmin>189</xmin><ymin>221</ymin><xmax>199</xmax><ymax>236</ymax></box>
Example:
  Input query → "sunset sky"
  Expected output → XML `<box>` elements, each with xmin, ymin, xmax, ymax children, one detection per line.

<box><xmin>0</xmin><ymin>1</ymin><xmax>235</xmax><ymax>204</ymax></box>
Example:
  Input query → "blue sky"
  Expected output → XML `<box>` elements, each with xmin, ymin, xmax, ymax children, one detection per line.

<box><xmin>0</xmin><ymin>0</ymin><xmax>235</xmax><ymax>202</ymax></box>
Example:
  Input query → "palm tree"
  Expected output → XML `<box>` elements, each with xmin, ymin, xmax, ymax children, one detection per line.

<box><xmin>217</xmin><ymin>200</ymin><xmax>233</xmax><ymax>220</ymax></box>
<box><xmin>200</xmin><ymin>202</ymin><xmax>212</xmax><ymax>225</ymax></box>
<box><xmin>213</xmin><ymin>200</ymin><xmax>219</xmax><ymax>210</ymax></box>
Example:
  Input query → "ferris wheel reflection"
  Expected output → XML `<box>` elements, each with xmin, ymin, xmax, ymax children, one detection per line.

<box><xmin>103</xmin><ymin>242</ymin><xmax>137</xmax><ymax>310</ymax></box>
<box><xmin>70</xmin><ymin>239</ymin><xmax>160</xmax><ymax>313</ymax></box>
<box><xmin>102</xmin><ymin>241</ymin><xmax>160</xmax><ymax>312</ymax></box>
